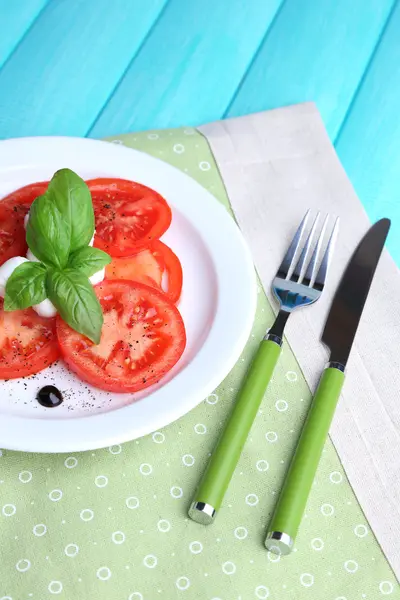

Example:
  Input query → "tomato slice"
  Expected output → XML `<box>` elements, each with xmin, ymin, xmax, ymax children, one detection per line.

<box><xmin>105</xmin><ymin>241</ymin><xmax>183</xmax><ymax>303</ymax></box>
<box><xmin>0</xmin><ymin>300</ymin><xmax>60</xmax><ymax>379</ymax></box>
<box><xmin>56</xmin><ymin>280</ymin><xmax>186</xmax><ymax>393</ymax></box>
<box><xmin>87</xmin><ymin>178</ymin><xmax>172</xmax><ymax>257</ymax></box>
<box><xmin>106</xmin><ymin>243</ymin><xmax>163</xmax><ymax>288</ymax></box>
<box><xmin>0</xmin><ymin>182</ymin><xmax>48</xmax><ymax>265</ymax></box>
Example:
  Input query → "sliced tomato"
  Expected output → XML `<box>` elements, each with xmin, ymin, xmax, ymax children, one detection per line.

<box><xmin>0</xmin><ymin>182</ymin><xmax>48</xmax><ymax>265</ymax></box>
<box><xmin>106</xmin><ymin>243</ymin><xmax>163</xmax><ymax>288</ymax></box>
<box><xmin>155</xmin><ymin>241</ymin><xmax>183</xmax><ymax>303</ymax></box>
<box><xmin>87</xmin><ymin>178</ymin><xmax>172</xmax><ymax>257</ymax></box>
<box><xmin>105</xmin><ymin>241</ymin><xmax>183</xmax><ymax>303</ymax></box>
<box><xmin>56</xmin><ymin>280</ymin><xmax>186</xmax><ymax>393</ymax></box>
<box><xmin>0</xmin><ymin>300</ymin><xmax>60</xmax><ymax>379</ymax></box>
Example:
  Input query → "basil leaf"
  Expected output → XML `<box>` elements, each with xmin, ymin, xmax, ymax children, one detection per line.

<box><xmin>26</xmin><ymin>194</ymin><xmax>71</xmax><ymax>268</ymax></box>
<box><xmin>47</xmin><ymin>169</ymin><xmax>94</xmax><ymax>252</ymax></box>
<box><xmin>46</xmin><ymin>268</ymin><xmax>103</xmax><ymax>344</ymax></box>
<box><xmin>4</xmin><ymin>262</ymin><xmax>47</xmax><ymax>311</ymax></box>
<box><xmin>68</xmin><ymin>246</ymin><xmax>111</xmax><ymax>277</ymax></box>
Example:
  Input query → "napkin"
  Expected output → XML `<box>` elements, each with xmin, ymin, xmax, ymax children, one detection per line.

<box><xmin>0</xmin><ymin>107</ymin><xmax>398</xmax><ymax>600</ymax></box>
<box><xmin>200</xmin><ymin>102</ymin><xmax>400</xmax><ymax>577</ymax></box>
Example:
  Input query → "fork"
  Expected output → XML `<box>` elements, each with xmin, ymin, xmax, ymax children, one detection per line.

<box><xmin>188</xmin><ymin>210</ymin><xmax>339</xmax><ymax>526</ymax></box>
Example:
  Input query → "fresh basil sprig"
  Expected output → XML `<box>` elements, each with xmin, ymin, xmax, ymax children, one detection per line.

<box><xmin>26</xmin><ymin>194</ymin><xmax>71</xmax><ymax>268</ymax></box>
<box><xmin>46</xmin><ymin>269</ymin><xmax>104</xmax><ymax>344</ymax></box>
<box><xmin>4</xmin><ymin>262</ymin><xmax>47</xmax><ymax>311</ymax></box>
<box><xmin>67</xmin><ymin>246</ymin><xmax>111</xmax><ymax>277</ymax></box>
<box><xmin>4</xmin><ymin>168</ymin><xmax>111</xmax><ymax>344</ymax></box>
<box><xmin>26</xmin><ymin>168</ymin><xmax>94</xmax><ymax>266</ymax></box>
<box><xmin>46</xmin><ymin>168</ymin><xmax>95</xmax><ymax>251</ymax></box>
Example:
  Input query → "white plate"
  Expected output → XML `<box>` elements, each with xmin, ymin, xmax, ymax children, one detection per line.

<box><xmin>0</xmin><ymin>137</ymin><xmax>256</xmax><ymax>453</ymax></box>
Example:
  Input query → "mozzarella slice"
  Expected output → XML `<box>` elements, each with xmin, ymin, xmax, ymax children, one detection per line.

<box><xmin>89</xmin><ymin>267</ymin><xmax>105</xmax><ymax>286</ymax></box>
<box><xmin>26</xmin><ymin>248</ymin><xmax>40</xmax><ymax>262</ymax></box>
<box><xmin>33</xmin><ymin>298</ymin><xmax>58</xmax><ymax>318</ymax></box>
<box><xmin>0</xmin><ymin>256</ymin><xmax>29</xmax><ymax>296</ymax></box>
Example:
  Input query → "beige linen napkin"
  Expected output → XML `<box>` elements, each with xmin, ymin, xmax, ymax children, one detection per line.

<box><xmin>200</xmin><ymin>102</ymin><xmax>400</xmax><ymax>577</ymax></box>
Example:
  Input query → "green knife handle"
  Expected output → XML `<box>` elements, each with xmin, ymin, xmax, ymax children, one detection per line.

<box><xmin>265</xmin><ymin>366</ymin><xmax>345</xmax><ymax>554</ymax></box>
<box><xmin>189</xmin><ymin>339</ymin><xmax>281</xmax><ymax>524</ymax></box>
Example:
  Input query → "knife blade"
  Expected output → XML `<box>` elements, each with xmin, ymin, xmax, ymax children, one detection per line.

<box><xmin>265</xmin><ymin>218</ymin><xmax>391</xmax><ymax>556</ymax></box>
<box><xmin>323</xmin><ymin>218</ymin><xmax>391</xmax><ymax>366</ymax></box>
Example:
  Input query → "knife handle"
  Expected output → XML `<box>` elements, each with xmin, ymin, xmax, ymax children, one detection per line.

<box><xmin>188</xmin><ymin>338</ymin><xmax>281</xmax><ymax>525</ymax></box>
<box><xmin>265</xmin><ymin>365</ymin><xmax>345</xmax><ymax>554</ymax></box>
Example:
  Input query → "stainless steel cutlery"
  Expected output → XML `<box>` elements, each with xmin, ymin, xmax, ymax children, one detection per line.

<box><xmin>190</xmin><ymin>212</ymin><xmax>390</xmax><ymax>557</ymax></box>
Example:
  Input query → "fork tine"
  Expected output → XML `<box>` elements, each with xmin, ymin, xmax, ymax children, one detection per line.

<box><xmin>303</xmin><ymin>214</ymin><xmax>329</xmax><ymax>286</ymax></box>
<box><xmin>277</xmin><ymin>210</ymin><xmax>310</xmax><ymax>279</ymax></box>
<box><xmin>291</xmin><ymin>212</ymin><xmax>320</xmax><ymax>283</ymax></box>
<box><xmin>314</xmin><ymin>216</ymin><xmax>339</xmax><ymax>290</ymax></box>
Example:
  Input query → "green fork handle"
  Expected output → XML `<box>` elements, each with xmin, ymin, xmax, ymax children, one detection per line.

<box><xmin>188</xmin><ymin>338</ymin><xmax>281</xmax><ymax>524</ymax></box>
<box><xmin>265</xmin><ymin>366</ymin><xmax>345</xmax><ymax>554</ymax></box>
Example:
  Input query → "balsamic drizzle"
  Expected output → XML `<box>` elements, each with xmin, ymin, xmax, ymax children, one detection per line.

<box><xmin>37</xmin><ymin>385</ymin><xmax>63</xmax><ymax>408</ymax></box>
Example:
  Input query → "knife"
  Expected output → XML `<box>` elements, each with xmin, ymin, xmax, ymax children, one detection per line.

<box><xmin>265</xmin><ymin>218</ymin><xmax>391</xmax><ymax>555</ymax></box>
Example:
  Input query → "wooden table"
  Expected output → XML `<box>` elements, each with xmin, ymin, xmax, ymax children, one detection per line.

<box><xmin>1</xmin><ymin>0</ymin><xmax>398</xmax><ymax>262</ymax></box>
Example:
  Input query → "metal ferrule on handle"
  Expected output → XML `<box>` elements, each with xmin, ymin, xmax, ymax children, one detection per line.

<box><xmin>189</xmin><ymin>338</ymin><xmax>282</xmax><ymax>525</ymax></box>
<box><xmin>265</xmin><ymin>363</ymin><xmax>345</xmax><ymax>554</ymax></box>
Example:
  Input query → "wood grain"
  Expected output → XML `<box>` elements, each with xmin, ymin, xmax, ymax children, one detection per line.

<box><xmin>0</xmin><ymin>0</ymin><xmax>49</xmax><ymax>67</ymax></box>
<box><xmin>89</xmin><ymin>0</ymin><xmax>284</xmax><ymax>137</ymax></box>
<box><xmin>227</xmin><ymin>0</ymin><xmax>395</xmax><ymax>139</ymax></box>
<box><xmin>0</xmin><ymin>0</ymin><xmax>167</xmax><ymax>138</ymax></box>
<box><xmin>0</xmin><ymin>0</ymin><xmax>399</xmax><ymax>262</ymax></box>
<box><xmin>336</xmin><ymin>1</ymin><xmax>400</xmax><ymax>262</ymax></box>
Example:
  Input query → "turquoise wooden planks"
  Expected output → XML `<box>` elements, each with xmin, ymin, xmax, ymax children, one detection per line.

<box><xmin>227</xmin><ymin>0</ymin><xmax>395</xmax><ymax>140</ymax></box>
<box><xmin>0</xmin><ymin>0</ymin><xmax>167</xmax><ymax>138</ymax></box>
<box><xmin>336</xmin><ymin>1</ymin><xmax>400</xmax><ymax>263</ymax></box>
<box><xmin>0</xmin><ymin>0</ymin><xmax>49</xmax><ymax>67</ymax></box>
<box><xmin>89</xmin><ymin>0</ymin><xmax>284</xmax><ymax>137</ymax></box>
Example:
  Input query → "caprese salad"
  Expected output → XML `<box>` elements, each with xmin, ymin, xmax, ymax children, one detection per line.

<box><xmin>0</xmin><ymin>169</ymin><xmax>186</xmax><ymax>394</ymax></box>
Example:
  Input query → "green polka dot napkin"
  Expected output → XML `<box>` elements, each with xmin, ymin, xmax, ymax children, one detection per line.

<box><xmin>1</xmin><ymin>127</ymin><xmax>399</xmax><ymax>600</ymax></box>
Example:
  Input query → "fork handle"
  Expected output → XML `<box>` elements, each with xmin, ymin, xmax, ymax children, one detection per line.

<box><xmin>265</xmin><ymin>365</ymin><xmax>345</xmax><ymax>554</ymax></box>
<box><xmin>188</xmin><ymin>338</ymin><xmax>281</xmax><ymax>525</ymax></box>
